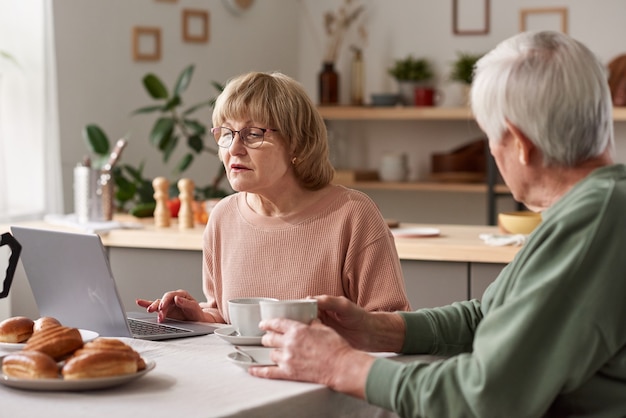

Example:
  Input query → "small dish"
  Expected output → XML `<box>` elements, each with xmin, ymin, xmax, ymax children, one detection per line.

<box><xmin>0</xmin><ymin>329</ymin><xmax>100</xmax><ymax>352</ymax></box>
<box><xmin>391</xmin><ymin>227</ymin><xmax>441</xmax><ymax>238</ymax></box>
<box><xmin>227</xmin><ymin>347</ymin><xmax>275</xmax><ymax>371</ymax></box>
<box><xmin>214</xmin><ymin>326</ymin><xmax>263</xmax><ymax>346</ymax></box>
<box><xmin>0</xmin><ymin>360</ymin><xmax>156</xmax><ymax>391</ymax></box>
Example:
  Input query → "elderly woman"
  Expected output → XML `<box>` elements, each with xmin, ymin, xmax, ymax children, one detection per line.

<box><xmin>137</xmin><ymin>71</ymin><xmax>410</xmax><ymax>323</ymax></box>
<box><xmin>252</xmin><ymin>31</ymin><xmax>626</xmax><ymax>418</ymax></box>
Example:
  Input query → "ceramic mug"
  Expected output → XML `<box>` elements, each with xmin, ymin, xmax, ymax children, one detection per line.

<box><xmin>414</xmin><ymin>87</ymin><xmax>444</xmax><ymax>107</ymax></box>
<box><xmin>228</xmin><ymin>297</ymin><xmax>278</xmax><ymax>336</ymax></box>
<box><xmin>259</xmin><ymin>299</ymin><xmax>318</xmax><ymax>324</ymax></box>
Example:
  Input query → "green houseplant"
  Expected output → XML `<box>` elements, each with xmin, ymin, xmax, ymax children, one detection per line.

<box><xmin>387</xmin><ymin>55</ymin><xmax>434</xmax><ymax>106</ymax></box>
<box><xmin>449</xmin><ymin>52</ymin><xmax>483</xmax><ymax>105</ymax></box>
<box><xmin>83</xmin><ymin>65</ymin><xmax>228</xmax><ymax>216</ymax></box>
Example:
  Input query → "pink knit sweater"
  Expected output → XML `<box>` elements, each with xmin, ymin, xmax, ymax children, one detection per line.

<box><xmin>200</xmin><ymin>185</ymin><xmax>411</xmax><ymax>322</ymax></box>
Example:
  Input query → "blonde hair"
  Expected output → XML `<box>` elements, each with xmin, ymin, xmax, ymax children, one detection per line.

<box><xmin>212</xmin><ymin>72</ymin><xmax>334</xmax><ymax>190</ymax></box>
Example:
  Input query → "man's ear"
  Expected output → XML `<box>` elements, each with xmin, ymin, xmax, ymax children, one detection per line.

<box><xmin>504</xmin><ymin>120</ymin><xmax>535</xmax><ymax>165</ymax></box>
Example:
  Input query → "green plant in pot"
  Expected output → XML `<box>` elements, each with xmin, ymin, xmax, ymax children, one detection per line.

<box><xmin>387</xmin><ymin>55</ymin><xmax>434</xmax><ymax>106</ymax></box>
<box><xmin>449</xmin><ymin>52</ymin><xmax>483</xmax><ymax>105</ymax></box>
<box><xmin>83</xmin><ymin>65</ymin><xmax>229</xmax><ymax>217</ymax></box>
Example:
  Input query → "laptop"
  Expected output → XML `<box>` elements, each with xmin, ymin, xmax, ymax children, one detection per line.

<box><xmin>10</xmin><ymin>226</ymin><xmax>217</xmax><ymax>340</ymax></box>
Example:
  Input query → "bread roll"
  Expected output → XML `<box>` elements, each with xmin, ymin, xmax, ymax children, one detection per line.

<box><xmin>33</xmin><ymin>316</ymin><xmax>62</xmax><ymax>333</ymax></box>
<box><xmin>23</xmin><ymin>325</ymin><xmax>83</xmax><ymax>361</ymax></box>
<box><xmin>75</xmin><ymin>338</ymin><xmax>146</xmax><ymax>370</ymax></box>
<box><xmin>0</xmin><ymin>316</ymin><xmax>35</xmax><ymax>343</ymax></box>
<box><xmin>2</xmin><ymin>351</ymin><xmax>59</xmax><ymax>379</ymax></box>
<box><xmin>62</xmin><ymin>350</ymin><xmax>137</xmax><ymax>380</ymax></box>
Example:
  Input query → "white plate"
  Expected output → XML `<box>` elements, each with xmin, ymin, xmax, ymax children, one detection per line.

<box><xmin>391</xmin><ymin>227</ymin><xmax>441</xmax><ymax>238</ymax></box>
<box><xmin>0</xmin><ymin>360</ymin><xmax>156</xmax><ymax>391</ymax></box>
<box><xmin>214</xmin><ymin>326</ymin><xmax>263</xmax><ymax>346</ymax></box>
<box><xmin>0</xmin><ymin>329</ymin><xmax>100</xmax><ymax>352</ymax></box>
<box><xmin>227</xmin><ymin>347</ymin><xmax>275</xmax><ymax>371</ymax></box>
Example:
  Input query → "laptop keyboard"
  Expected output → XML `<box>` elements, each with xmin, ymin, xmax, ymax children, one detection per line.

<box><xmin>128</xmin><ymin>318</ymin><xmax>191</xmax><ymax>336</ymax></box>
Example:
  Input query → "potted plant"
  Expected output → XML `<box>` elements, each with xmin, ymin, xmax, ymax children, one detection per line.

<box><xmin>449</xmin><ymin>52</ymin><xmax>483</xmax><ymax>105</ymax></box>
<box><xmin>387</xmin><ymin>55</ymin><xmax>434</xmax><ymax>106</ymax></box>
<box><xmin>83</xmin><ymin>65</ymin><xmax>229</xmax><ymax>217</ymax></box>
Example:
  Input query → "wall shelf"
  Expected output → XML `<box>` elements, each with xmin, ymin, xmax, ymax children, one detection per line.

<box><xmin>319</xmin><ymin>105</ymin><xmax>626</xmax><ymax>122</ymax></box>
<box><xmin>333</xmin><ymin>180</ymin><xmax>509</xmax><ymax>194</ymax></box>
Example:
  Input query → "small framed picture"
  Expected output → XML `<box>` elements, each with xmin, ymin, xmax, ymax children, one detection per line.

<box><xmin>453</xmin><ymin>0</ymin><xmax>490</xmax><ymax>35</ymax></box>
<box><xmin>182</xmin><ymin>9</ymin><xmax>209</xmax><ymax>43</ymax></box>
<box><xmin>519</xmin><ymin>8</ymin><xmax>568</xmax><ymax>34</ymax></box>
<box><xmin>132</xmin><ymin>27</ymin><xmax>161</xmax><ymax>61</ymax></box>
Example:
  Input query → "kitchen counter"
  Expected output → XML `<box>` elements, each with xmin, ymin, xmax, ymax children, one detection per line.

<box><xmin>2</xmin><ymin>216</ymin><xmax>520</xmax><ymax>264</ymax></box>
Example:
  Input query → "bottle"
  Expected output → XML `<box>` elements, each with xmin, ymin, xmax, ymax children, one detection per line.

<box><xmin>319</xmin><ymin>62</ymin><xmax>339</xmax><ymax>105</ymax></box>
<box><xmin>350</xmin><ymin>47</ymin><xmax>364</xmax><ymax>106</ymax></box>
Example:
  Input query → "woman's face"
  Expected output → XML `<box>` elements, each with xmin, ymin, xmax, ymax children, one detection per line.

<box><xmin>217</xmin><ymin>119</ymin><xmax>293</xmax><ymax>195</ymax></box>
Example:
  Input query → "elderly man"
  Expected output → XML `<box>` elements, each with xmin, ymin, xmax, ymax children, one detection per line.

<box><xmin>250</xmin><ymin>30</ymin><xmax>626</xmax><ymax>418</ymax></box>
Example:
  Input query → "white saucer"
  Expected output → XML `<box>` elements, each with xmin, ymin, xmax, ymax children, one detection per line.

<box><xmin>227</xmin><ymin>347</ymin><xmax>275</xmax><ymax>371</ymax></box>
<box><xmin>0</xmin><ymin>361</ymin><xmax>155</xmax><ymax>391</ymax></box>
<box><xmin>391</xmin><ymin>227</ymin><xmax>441</xmax><ymax>238</ymax></box>
<box><xmin>214</xmin><ymin>327</ymin><xmax>263</xmax><ymax>346</ymax></box>
<box><xmin>0</xmin><ymin>329</ymin><xmax>100</xmax><ymax>352</ymax></box>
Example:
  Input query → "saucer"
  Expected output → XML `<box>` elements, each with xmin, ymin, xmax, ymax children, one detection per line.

<box><xmin>391</xmin><ymin>227</ymin><xmax>441</xmax><ymax>238</ymax></box>
<box><xmin>227</xmin><ymin>347</ymin><xmax>275</xmax><ymax>371</ymax></box>
<box><xmin>214</xmin><ymin>327</ymin><xmax>263</xmax><ymax>346</ymax></box>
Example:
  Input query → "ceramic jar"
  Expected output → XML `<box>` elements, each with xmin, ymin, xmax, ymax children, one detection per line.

<box><xmin>379</xmin><ymin>152</ymin><xmax>408</xmax><ymax>182</ymax></box>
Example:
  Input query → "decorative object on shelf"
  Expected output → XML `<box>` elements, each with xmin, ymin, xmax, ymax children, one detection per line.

<box><xmin>449</xmin><ymin>51</ymin><xmax>483</xmax><ymax>105</ymax></box>
<box><xmin>319</xmin><ymin>62</ymin><xmax>339</xmax><ymax>105</ymax></box>
<box><xmin>317</xmin><ymin>0</ymin><xmax>365</xmax><ymax>105</ymax></box>
<box><xmin>387</xmin><ymin>55</ymin><xmax>434</xmax><ymax>106</ymax></box>
<box><xmin>414</xmin><ymin>87</ymin><xmax>444</xmax><ymax>107</ymax></box>
<box><xmin>350</xmin><ymin>46</ymin><xmax>364</xmax><ymax>106</ymax></box>
<box><xmin>519</xmin><ymin>7</ymin><xmax>568</xmax><ymax>34</ymax></box>
<box><xmin>379</xmin><ymin>152</ymin><xmax>408</xmax><ymax>182</ymax></box>
<box><xmin>182</xmin><ymin>9</ymin><xmax>209</xmax><ymax>43</ymax></box>
<box><xmin>498</xmin><ymin>211</ymin><xmax>542</xmax><ymax>235</ymax></box>
<box><xmin>223</xmin><ymin>0</ymin><xmax>255</xmax><ymax>16</ymax></box>
<box><xmin>370</xmin><ymin>93</ymin><xmax>399</xmax><ymax>107</ymax></box>
<box><xmin>153</xmin><ymin>177</ymin><xmax>171</xmax><ymax>228</ymax></box>
<box><xmin>452</xmin><ymin>0</ymin><xmax>490</xmax><ymax>35</ymax></box>
<box><xmin>431</xmin><ymin>138</ymin><xmax>487</xmax><ymax>183</ymax></box>
<box><xmin>608</xmin><ymin>54</ymin><xmax>626</xmax><ymax>107</ymax></box>
<box><xmin>177</xmin><ymin>178</ymin><xmax>195</xmax><ymax>229</ymax></box>
<box><xmin>132</xmin><ymin>27</ymin><xmax>161</xmax><ymax>62</ymax></box>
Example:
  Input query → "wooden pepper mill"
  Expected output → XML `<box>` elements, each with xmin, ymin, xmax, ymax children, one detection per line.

<box><xmin>177</xmin><ymin>178</ymin><xmax>195</xmax><ymax>230</ymax></box>
<box><xmin>152</xmin><ymin>176</ymin><xmax>171</xmax><ymax>228</ymax></box>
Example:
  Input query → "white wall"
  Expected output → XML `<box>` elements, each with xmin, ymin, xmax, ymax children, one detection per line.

<box><xmin>51</xmin><ymin>0</ymin><xmax>626</xmax><ymax>224</ymax></box>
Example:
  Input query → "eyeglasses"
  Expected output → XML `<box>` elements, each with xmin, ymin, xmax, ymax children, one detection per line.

<box><xmin>211</xmin><ymin>127</ymin><xmax>277</xmax><ymax>149</ymax></box>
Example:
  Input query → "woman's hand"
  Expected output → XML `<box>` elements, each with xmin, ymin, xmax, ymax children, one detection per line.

<box><xmin>136</xmin><ymin>289</ymin><xmax>206</xmax><ymax>323</ymax></box>
<box><xmin>250</xmin><ymin>318</ymin><xmax>374</xmax><ymax>398</ymax></box>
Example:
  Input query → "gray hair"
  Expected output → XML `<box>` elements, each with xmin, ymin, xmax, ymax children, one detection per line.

<box><xmin>471</xmin><ymin>31</ymin><xmax>614</xmax><ymax>167</ymax></box>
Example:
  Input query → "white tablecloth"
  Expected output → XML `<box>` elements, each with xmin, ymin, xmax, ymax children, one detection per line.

<box><xmin>0</xmin><ymin>332</ymin><xmax>402</xmax><ymax>418</ymax></box>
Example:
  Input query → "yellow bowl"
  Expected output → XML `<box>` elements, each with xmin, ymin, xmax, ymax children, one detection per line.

<box><xmin>498</xmin><ymin>211</ymin><xmax>542</xmax><ymax>235</ymax></box>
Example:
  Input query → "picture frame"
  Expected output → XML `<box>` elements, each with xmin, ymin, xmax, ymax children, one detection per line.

<box><xmin>182</xmin><ymin>9</ymin><xmax>209</xmax><ymax>43</ymax></box>
<box><xmin>453</xmin><ymin>0</ymin><xmax>490</xmax><ymax>35</ymax></box>
<box><xmin>132</xmin><ymin>27</ymin><xmax>161</xmax><ymax>61</ymax></box>
<box><xmin>519</xmin><ymin>7</ymin><xmax>568</xmax><ymax>34</ymax></box>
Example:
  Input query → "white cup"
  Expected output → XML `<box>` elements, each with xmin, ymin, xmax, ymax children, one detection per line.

<box><xmin>228</xmin><ymin>297</ymin><xmax>278</xmax><ymax>336</ymax></box>
<box><xmin>259</xmin><ymin>299</ymin><xmax>318</xmax><ymax>324</ymax></box>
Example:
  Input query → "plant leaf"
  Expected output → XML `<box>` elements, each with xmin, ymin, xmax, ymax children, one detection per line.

<box><xmin>131</xmin><ymin>105</ymin><xmax>165</xmax><ymax>115</ymax></box>
<box><xmin>143</xmin><ymin>74</ymin><xmax>169</xmax><ymax>99</ymax></box>
<box><xmin>174</xmin><ymin>65</ymin><xmax>194</xmax><ymax>97</ymax></box>
<box><xmin>182</xmin><ymin>100</ymin><xmax>212</xmax><ymax>116</ymax></box>
<box><xmin>183</xmin><ymin>119</ymin><xmax>206</xmax><ymax>135</ymax></box>
<box><xmin>82</xmin><ymin>124</ymin><xmax>110</xmax><ymax>156</ymax></box>
<box><xmin>187</xmin><ymin>134</ymin><xmax>204</xmax><ymax>153</ymax></box>
<box><xmin>176</xmin><ymin>153</ymin><xmax>194</xmax><ymax>174</ymax></box>
<box><xmin>164</xmin><ymin>95</ymin><xmax>182</xmax><ymax>111</ymax></box>
<box><xmin>163</xmin><ymin>135</ymin><xmax>179</xmax><ymax>163</ymax></box>
<box><xmin>150</xmin><ymin>117</ymin><xmax>175</xmax><ymax>150</ymax></box>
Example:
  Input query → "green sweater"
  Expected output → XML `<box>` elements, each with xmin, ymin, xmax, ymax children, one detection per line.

<box><xmin>366</xmin><ymin>164</ymin><xmax>626</xmax><ymax>417</ymax></box>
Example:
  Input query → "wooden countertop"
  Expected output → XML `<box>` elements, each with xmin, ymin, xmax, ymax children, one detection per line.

<box><xmin>2</xmin><ymin>217</ymin><xmax>520</xmax><ymax>264</ymax></box>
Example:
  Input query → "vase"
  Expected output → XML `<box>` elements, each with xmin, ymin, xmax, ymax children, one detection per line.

<box><xmin>319</xmin><ymin>62</ymin><xmax>339</xmax><ymax>105</ymax></box>
<box><xmin>397</xmin><ymin>81</ymin><xmax>420</xmax><ymax>106</ymax></box>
